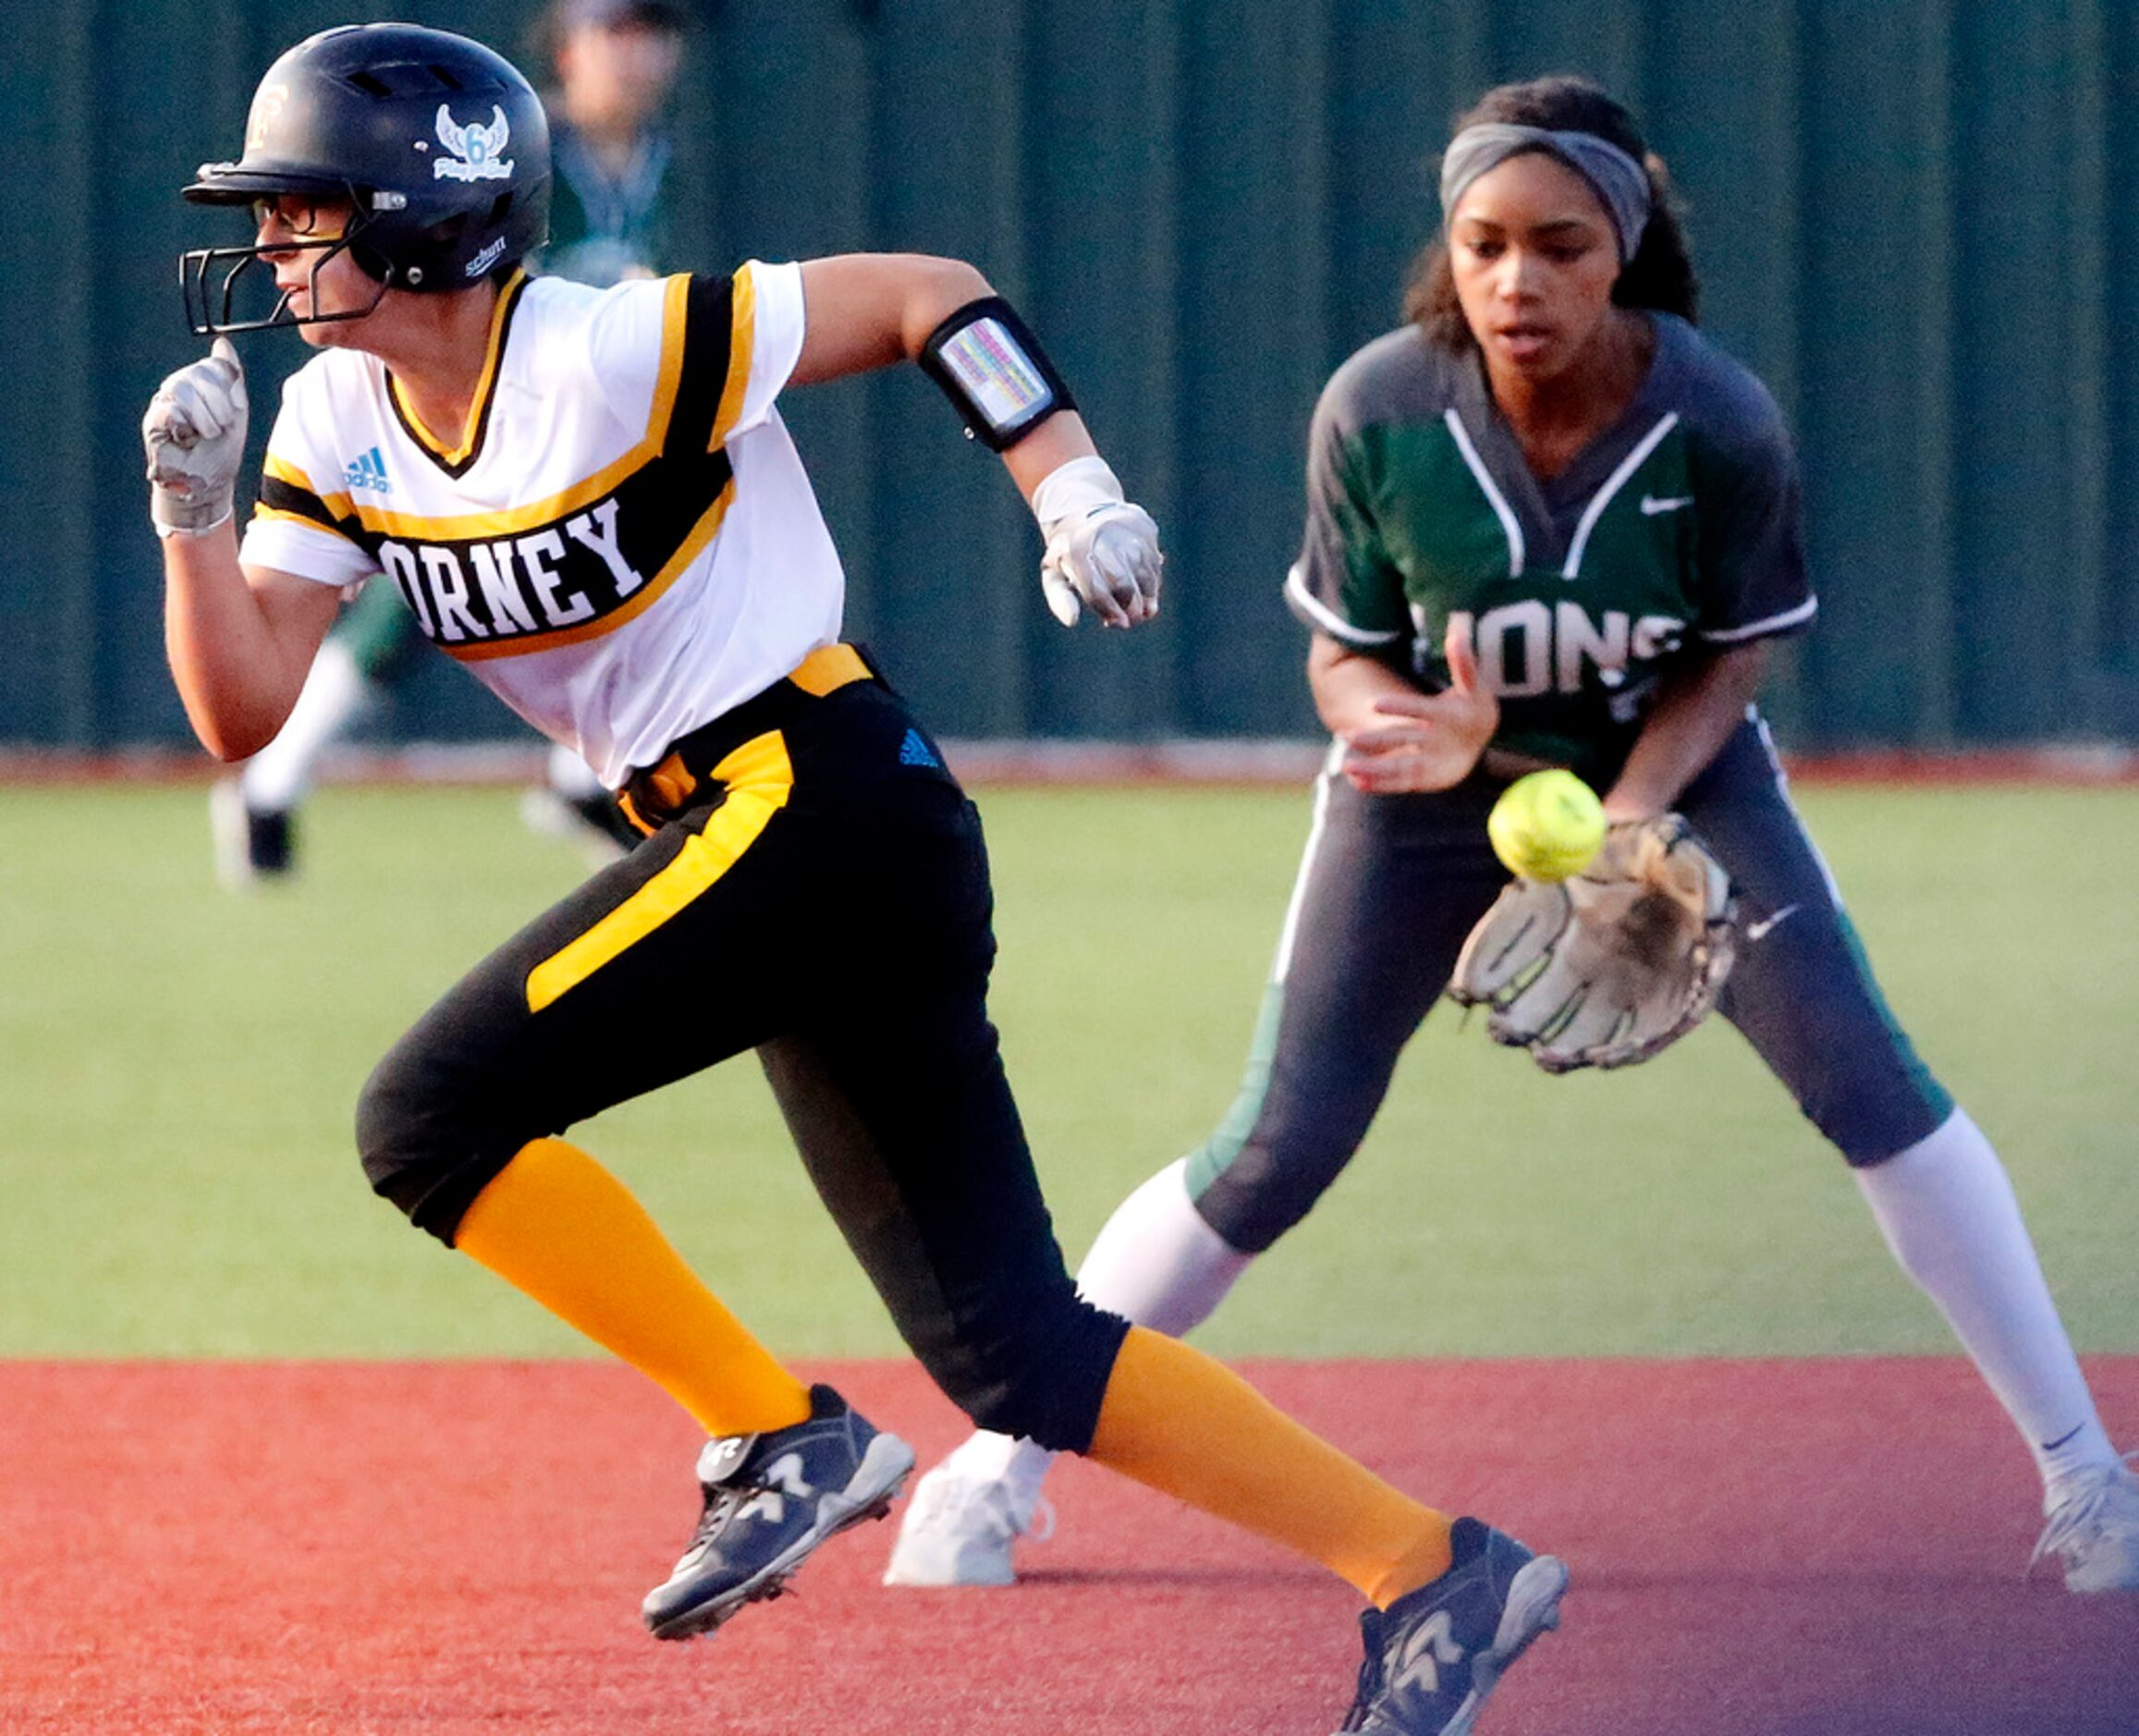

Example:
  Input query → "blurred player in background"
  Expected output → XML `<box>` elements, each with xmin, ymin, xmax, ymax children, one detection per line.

<box><xmin>208</xmin><ymin>0</ymin><xmax>691</xmax><ymax>886</ymax></box>
<box><xmin>890</xmin><ymin>74</ymin><xmax>2139</xmax><ymax>1599</ymax></box>
<box><xmin>145</xmin><ymin>25</ymin><xmax>1566</xmax><ymax>1733</ymax></box>
<box><xmin>533</xmin><ymin>0</ymin><xmax>688</xmax><ymax>287</ymax></box>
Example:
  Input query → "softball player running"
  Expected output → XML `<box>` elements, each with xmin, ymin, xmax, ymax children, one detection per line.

<box><xmin>207</xmin><ymin>0</ymin><xmax>693</xmax><ymax>888</ymax></box>
<box><xmin>144</xmin><ymin>25</ymin><xmax>1564</xmax><ymax>1732</ymax></box>
<box><xmin>892</xmin><ymin>74</ymin><xmax>2139</xmax><ymax>1599</ymax></box>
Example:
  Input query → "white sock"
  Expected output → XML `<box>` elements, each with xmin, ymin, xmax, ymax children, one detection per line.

<box><xmin>1074</xmin><ymin>1157</ymin><xmax>1255</xmax><ymax>1333</ymax></box>
<box><xmin>943</xmin><ymin>1159</ymin><xmax>1255</xmax><ymax>1498</ymax></box>
<box><xmin>240</xmin><ymin>640</ymin><xmax>371</xmax><ymax>813</ymax></box>
<box><xmin>1855</xmin><ymin>1108</ymin><xmax>2113</xmax><ymax>1487</ymax></box>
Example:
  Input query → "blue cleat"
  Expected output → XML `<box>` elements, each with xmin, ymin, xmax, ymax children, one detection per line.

<box><xmin>642</xmin><ymin>1384</ymin><xmax>914</xmax><ymax>1641</ymax></box>
<box><xmin>1337</xmin><ymin>1518</ymin><xmax>1568</xmax><ymax>1736</ymax></box>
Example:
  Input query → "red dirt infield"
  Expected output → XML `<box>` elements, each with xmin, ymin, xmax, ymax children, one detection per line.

<box><xmin>3</xmin><ymin>1357</ymin><xmax>2133</xmax><ymax>1734</ymax></box>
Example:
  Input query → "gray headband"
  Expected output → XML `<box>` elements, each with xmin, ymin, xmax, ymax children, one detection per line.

<box><xmin>1439</xmin><ymin>124</ymin><xmax>1653</xmax><ymax>263</ymax></box>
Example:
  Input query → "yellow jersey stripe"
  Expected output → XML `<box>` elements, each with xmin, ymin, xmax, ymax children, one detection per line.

<box><xmin>319</xmin><ymin>273</ymin><xmax>703</xmax><ymax>542</ymax></box>
<box><xmin>524</xmin><ymin>729</ymin><xmax>793</xmax><ymax>1012</ymax></box>
<box><xmin>787</xmin><ymin>642</ymin><xmax>870</xmax><ymax>695</ymax></box>
<box><xmin>329</xmin><ymin>277</ymin><xmax>695</xmax><ymax>543</ymax></box>
<box><xmin>263</xmin><ymin>452</ymin><xmax>315</xmax><ymax>492</ymax></box>
<box><xmin>437</xmin><ymin>474</ymin><xmax>736</xmax><ymax>664</ymax></box>
<box><xmin>250</xmin><ymin>503</ymin><xmax>352</xmax><ymax>537</ymax></box>
<box><xmin>646</xmin><ymin>274</ymin><xmax>691</xmax><ymax>447</ymax></box>
<box><xmin>261</xmin><ymin>453</ymin><xmax>357</xmax><ymax>524</ymax></box>
<box><xmin>388</xmin><ymin>270</ymin><xmax>526</xmax><ymax>467</ymax></box>
<box><xmin>710</xmin><ymin>263</ymin><xmax>757</xmax><ymax>451</ymax></box>
<box><xmin>341</xmin><ymin>441</ymin><xmax>663</xmax><ymax>543</ymax></box>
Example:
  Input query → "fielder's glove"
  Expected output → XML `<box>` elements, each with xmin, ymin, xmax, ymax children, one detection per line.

<box><xmin>1448</xmin><ymin>814</ymin><xmax>1737</xmax><ymax>1074</ymax></box>
<box><xmin>1030</xmin><ymin>455</ymin><xmax>1163</xmax><ymax>628</ymax></box>
<box><xmin>143</xmin><ymin>336</ymin><xmax>248</xmax><ymax>538</ymax></box>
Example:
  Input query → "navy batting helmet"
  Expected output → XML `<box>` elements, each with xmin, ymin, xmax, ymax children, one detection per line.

<box><xmin>182</xmin><ymin>24</ymin><xmax>551</xmax><ymax>333</ymax></box>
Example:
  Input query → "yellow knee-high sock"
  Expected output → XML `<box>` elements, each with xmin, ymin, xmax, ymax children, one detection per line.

<box><xmin>1087</xmin><ymin>1326</ymin><xmax>1453</xmax><ymax>1608</ymax></box>
<box><xmin>454</xmin><ymin>1138</ymin><xmax>811</xmax><ymax>1439</ymax></box>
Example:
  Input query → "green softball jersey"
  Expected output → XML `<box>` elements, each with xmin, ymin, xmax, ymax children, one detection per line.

<box><xmin>1285</xmin><ymin>314</ymin><xmax>1816</xmax><ymax>784</ymax></box>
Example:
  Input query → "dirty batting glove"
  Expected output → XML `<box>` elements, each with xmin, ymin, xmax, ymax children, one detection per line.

<box><xmin>1032</xmin><ymin>455</ymin><xmax>1164</xmax><ymax>628</ymax></box>
<box><xmin>144</xmin><ymin>336</ymin><xmax>248</xmax><ymax>538</ymax></box>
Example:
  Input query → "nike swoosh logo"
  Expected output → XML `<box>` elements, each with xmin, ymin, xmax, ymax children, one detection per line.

<box><xmin>1640</xmin><ymin>495</ymin><xmax>1694</xmax><ymax>516</ymax></box>
<box><xmin>1745</xmin><ymin>903</ymin><xmax>1801</xmax><ymax>942</ymax></box>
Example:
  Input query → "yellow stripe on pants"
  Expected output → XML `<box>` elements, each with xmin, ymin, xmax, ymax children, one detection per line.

<box><xmin>525</xmin><ymin>729</ymin><xmax>793</xmax><ymax>1013</ymax></box>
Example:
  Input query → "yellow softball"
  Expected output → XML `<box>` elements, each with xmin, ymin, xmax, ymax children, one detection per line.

<box><xmin>1486</xmin><ymin>769</ymin><xmax>1607</xmax><ymax>881</ymax></box>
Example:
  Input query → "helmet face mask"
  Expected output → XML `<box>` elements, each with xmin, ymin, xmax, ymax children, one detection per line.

<box><xmin>181</xmin><ymin>196</ymin><xmax>392</xmax><ymax>336</ymax></box>
<box><xmin>181</xmin><ymin>24</ymin><xmax>550</xmax><ymax>336</ymax></box>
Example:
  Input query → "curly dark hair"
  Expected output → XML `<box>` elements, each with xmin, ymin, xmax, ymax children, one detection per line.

<box><xmin>1404</xmin><ymin>75</ymin><xmax>1699</xmax><ymax>351</ymax></box>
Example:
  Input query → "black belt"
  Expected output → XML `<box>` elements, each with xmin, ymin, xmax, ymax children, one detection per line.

<box><xmin>617</xmin><ymin>643</ymin><xmax>875</xmax><ymax>835</ymax></box>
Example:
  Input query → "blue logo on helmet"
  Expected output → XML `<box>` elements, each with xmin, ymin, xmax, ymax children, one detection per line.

<box><xmin>434</xmin><ymin>105</ymin><xmax>513</xmax><ymax>183</ymax></box>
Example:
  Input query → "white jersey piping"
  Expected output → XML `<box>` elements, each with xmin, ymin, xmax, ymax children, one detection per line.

<box><xmin>1562</xmin><ymin>410</ymin><xmax>1681</xmax><ymax>579</ymax></box>
<box><xmin>1272</xmin><ymin>741</ymin><xmax>1345</xmax><ymax>984</ymax></box>
<box><xmin>1444</xmin><ymin>408</ymin><xmax>1525</xmax><ymax>579</ymax></box>
<box><xmin>1703</xmin><ymin>594</ymin><xmax>1820</xmax><ymax>642</ymax></box>
<box><xmin>1285</xmin><ymin>564</ymin><xmax>1405</xmax><ymax>645</ymax></box>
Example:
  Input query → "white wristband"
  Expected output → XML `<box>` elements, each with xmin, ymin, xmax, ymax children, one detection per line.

<box><xmin>153</xmin><ymin>501</ymin><xmax>234</xmax><ymax>540</ymax></box>
<box><xmin>1030</xmin><ymin>455</ymin><xmax>1125</xmax><ymax>530</ymax></box>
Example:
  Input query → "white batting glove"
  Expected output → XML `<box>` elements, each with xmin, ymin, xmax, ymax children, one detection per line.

<box><xmin>1032</xmin><ymin>455</ymin><xmax>1164</xmax><ymax>628</ymax></box>
<box><xmin>144</xmin><ymin>337</ymin><xmax>248</xmax><ymax>538</ymax></box>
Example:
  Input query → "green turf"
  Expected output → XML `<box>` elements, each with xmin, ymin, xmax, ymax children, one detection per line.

<box><xmin>2</xmin><ymin>776</ymin><xmax>2133</xmax><ymax>1358</ymax></box>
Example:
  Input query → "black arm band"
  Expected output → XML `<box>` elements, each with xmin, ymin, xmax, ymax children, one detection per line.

<box><xmin>917</xmin><ymin>296</ymin><xmax>1076</xmax><ymax>451</ymax></box>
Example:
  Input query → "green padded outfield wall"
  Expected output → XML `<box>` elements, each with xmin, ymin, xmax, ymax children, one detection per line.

<box><xmin>5</xmin><ymin>0</ymin><xmax>2135</xmax><ymax>751</ymax></box>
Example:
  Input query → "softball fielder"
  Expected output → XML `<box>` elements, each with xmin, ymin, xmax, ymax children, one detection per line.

<box><xmin>145</xmin><ymin>25</ymin><xmax>1565</xmax><ymax>1733</ymax></box>
<box><xmin>891</xmin><ymin>74</ymin><xmax>2139</xmax><ymax>1603</ymax></box>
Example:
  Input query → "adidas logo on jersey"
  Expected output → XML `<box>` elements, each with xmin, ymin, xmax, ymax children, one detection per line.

<box><xmin>342</xmin><ymin>447</ymin><xmax>392</xmax><ymax>495</ymax></box>
<box><xmin>898</xmin><ymin>728</ymin><xmax>941</xmax><ymax>769</ymax></box>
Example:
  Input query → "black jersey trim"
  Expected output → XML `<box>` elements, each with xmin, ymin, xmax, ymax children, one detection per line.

<box><xmin>664</xmin><ymin>271</ymin><xmax>742</xmax><ymax>458</ymax></box>
<box><xmin>435</xmin><ymin>470</ymin><xmax>736</xmax><ymax>663</ymax></box>
<box><xmin>257</xmin><ymin>477</ymin><xmax>344</xmax><ymax>536</ymax></box>
<box><xmin>385</xmin><ymin>271</ymin><xmax>530</xmax><ymax>479</ymax></box>
<box><xmin>256</xmin><ymin>463</ymin><xmax>364</xmax><ymax>545</ymax></box>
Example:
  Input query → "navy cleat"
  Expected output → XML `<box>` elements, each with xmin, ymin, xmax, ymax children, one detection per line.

<box><xmin>642</xmin><ymin>1384</ymin><xmax>915</xmax><ymax>1641</ymax></box>
<box><xmin>1338</xmin><ymin>1518</ymin><xmax>1567</xmax><ymax>1736</ymax></box>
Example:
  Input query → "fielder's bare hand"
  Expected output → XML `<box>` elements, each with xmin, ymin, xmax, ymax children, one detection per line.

<box><xmin>1031</xmin><ymin>455</ymin><xmax>1164</xmax><ymax>629</ymax></box>
<box><xmin>1341</xmin><ymin>617</ymin><xmax>1499</xmax><ymax>793</ymax></box>
<box><xmin>144</xmin><ymin>337</ymin><xmax>248</xmax><ymax>538</ymax></box>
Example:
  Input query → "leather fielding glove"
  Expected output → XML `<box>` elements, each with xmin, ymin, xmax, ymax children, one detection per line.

<box><xmin>144</xmin><ymin>337</ymin><xmax>248</xmax><ymax>538</ymax></box>
<box><xmin>1031</xmin><ymin>455</ymin><xmax>1164</xmax><ymax>628</ymax></box>
<box><xmin>1448</xmin><ymin>813</ymin><xmax>1737</xmax><ymax>1074</ymax></box>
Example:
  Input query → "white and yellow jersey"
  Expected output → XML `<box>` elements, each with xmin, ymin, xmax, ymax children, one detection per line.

<box><xmin>239</xmin><ymin>262</ymin><xmax>842</xmax><ymax>789</ymax></box>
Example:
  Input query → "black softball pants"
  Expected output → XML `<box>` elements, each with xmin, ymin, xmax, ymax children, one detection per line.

<box><xmin>356</xmin><ymin>656</ymin><xmax>1129</xmax><ymax>1453</ymax></box>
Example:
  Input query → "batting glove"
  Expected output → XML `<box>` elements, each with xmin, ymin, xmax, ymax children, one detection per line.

<box><xmin>144</xmin><ymin>337</ymin><xmax>248</xmax><ymax>538</ymax></box>
<box><xmin>1032</xmin><ymin>455</ymin><xmax>1164</xmax><ymax>628</ymax></box>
